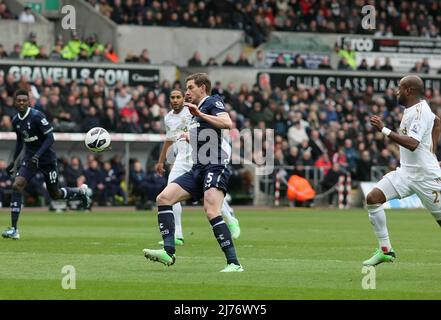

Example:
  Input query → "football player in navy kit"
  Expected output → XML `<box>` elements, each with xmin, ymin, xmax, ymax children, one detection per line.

<box><xmin>2</xmin><ymin>89</ymin><xmax>92</xmax><ymax>240</ymax></box>
<box><xmin>143</xmin><ymin>73</ymin><xmax>243</xmax><ymax>272</ymax></box>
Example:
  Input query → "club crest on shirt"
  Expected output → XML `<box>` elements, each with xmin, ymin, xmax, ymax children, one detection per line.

<box><xmin>399</xmin><ymin>127</ymin><xmax>408</xmax><ymax>135</ymax></box>
<box><xmin>410</xmin><ymin>123</ymin><xmax>420</xmax><ymax>134</ymax></box>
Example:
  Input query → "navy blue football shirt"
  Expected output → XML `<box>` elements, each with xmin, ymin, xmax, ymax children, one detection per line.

<box><xmin>189</xmin><ymin>94</ymin><xmax>231</xmax><ymax>166</ymax></box>
<box><xmin>12</xmin><ymin>108</ymin><xmax>57</xmax><ymax>164</ymax></box>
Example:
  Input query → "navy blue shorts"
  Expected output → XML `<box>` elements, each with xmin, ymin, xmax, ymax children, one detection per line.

<box><xmin>17</xmin><ymin>160</ymin><xmax>59</xmax><ymax>188</ymax></box>
<box><xmin>173</xmin><ymin>164</ymin><xmax>231</xmax><ymax>201</ymax></box>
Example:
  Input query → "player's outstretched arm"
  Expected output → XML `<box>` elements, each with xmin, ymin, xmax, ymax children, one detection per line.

<box><xmin>34</xmin><ymin>132</ymin><xmax>55</xmax><ymax>159</ymax></box>
<box><xmin>155</xmin><ymin>140</ymin><xmax>174</xmax><ymax>176</ymax></box>
<box><xmin>12</xmin><ymin>133</ymin><xmax>24</xmax><ymax>163</ymax></box>
<box><xmin>370</xmin><ymin>115</ymin><xmax>419</xmax><ymax>151</ymax></box>
<box><xmin>185</xmin><ymin>103</ymin><xmax>233</xmax><ymax>129</ymax></box>
<box><xmin>6</xmin><ymin>131</ymin><xmax>24</xmax><ymax>175</ymax></box>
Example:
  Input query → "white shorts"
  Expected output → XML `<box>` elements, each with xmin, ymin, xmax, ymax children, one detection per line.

<box><xmin>168</xmin><ymin>162</ymin><xmax>192</xmax><ymax>184</ymax></box>
<box><xmin>375</xmin><ymin>168</ymin><xmax>441</xmax><ymax>217</ymax></box>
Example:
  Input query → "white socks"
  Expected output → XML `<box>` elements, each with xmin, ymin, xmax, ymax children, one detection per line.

<box><xmin>367</xmin><ymin>204</ymin><xmax>392</xmax><ymax>252</ymax></box>
<box><xmin>173</xmin><ymin>202</ymin><xmax>183</xmax><ymax>239</ymax></box>
<box><xmin>221</xmin><ymin>199</ymin><xmax>235</xmax><ymax>223</ymax></box>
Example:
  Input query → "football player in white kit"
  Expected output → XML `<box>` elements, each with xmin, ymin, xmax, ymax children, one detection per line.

<box><xmin>155</xmin><ymin>89</ymin><xmax>240</xmax><ymax>246</ymax></box>
<box><xmin>364</xmin><ymin>75</ymin><xmax>441</xmax><ymax>266</ymax></box>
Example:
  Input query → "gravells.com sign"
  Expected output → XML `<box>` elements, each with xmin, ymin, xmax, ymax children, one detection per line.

<box><xmin>0</xmin><ymin>62</ymin><xmax>160</xmax><ymax>87</ymax></box>
<box><xmin>257</xmin><ymin>72</ymin><xmax>441</xmax><ymax>93</ymax></box>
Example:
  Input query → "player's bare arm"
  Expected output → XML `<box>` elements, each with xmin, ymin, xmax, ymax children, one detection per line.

<box><xmin>370</xmin><ymin>115</ymin><xmax>419</xmax><ymax>151</ymax></box>
<box><xmin>185</xmin><ymin>102</ymin><xmax>232</xmax><ymax>129</ymax></box>
<box><xmin>155</xmin><ymin>139</ymin><xmax>174</xmax><ymax>176</ymax></box>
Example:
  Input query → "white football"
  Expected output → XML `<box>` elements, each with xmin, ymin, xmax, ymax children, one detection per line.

<box><xmin>85</xmin><ymin>127</ymin><xmax>111</xmax><ymax>152</ymax></box>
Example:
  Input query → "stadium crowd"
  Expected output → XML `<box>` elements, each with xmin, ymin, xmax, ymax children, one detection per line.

<box><xmin>2</xmin><ymin>71</ymin><xmax>441</xmax><ymax>184</ymax></box>
<box><xmin>88</xmin><ymin>0</ymin><xmax>441</xmax><ymax>46</ymax></box>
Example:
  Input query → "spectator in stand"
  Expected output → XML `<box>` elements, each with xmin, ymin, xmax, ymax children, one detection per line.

<box><xmin>293</xmin><ymin>54</ymin><xmax>306</xmax><ymax>69</ymax></box>
<box><xmin>130</xmin><ymin>160</ymin><xmax>166</xmax><ymax>209</ymax></box>
<box><xmin>8</xmin><ymin>44</ymin><xmax>21</xmax><ymax>59</ymax></box>
<box><xmin>0</xmin><ymin>1</ymin><xmax>13</xmax><ymax>19</ymax></box>
<box><xmin>321</xmin><ymin>162</ymin><xmax>343</xmax><ymax>206</ymax></box>
<box><xmin>222</xmin><ymin>53</ymin><xmax>236</xmax><ymax>66</ymax></box>
<box><xmin>332</xmin><ymin>146</ymin><xmax>349</xmax><ymax>173</ymax></box>
<box><xmin>336</xmin><ymin>42</ymin><xmax>356</xmax><ymax>69</ymax></box>
<box><xmin>355</xmin><ymin>150</ymin><xmax>373</xmax><ymax>182</ymax></box>
<box><xmin>115</xmin><ymin>86</ymin><xmax>132</xmax><ymax>110</ymax></box>
<box><xmin>287</xmin><ymin>120</ymin><xmax>309</xmax><ymax>147</ymax></box>
<box><xmin>0</xmin><ymin>115</ymin><xmax>13</xmax><ymax>131</ymax></box>
<box><xmin>205</xmin><ymin>57</ymin><xmax>219</xmax><ymax>66</ymax></box>
<box><xmin>421</xmin><ymin>58</ymin><xmax>430</xmax><ymax>73</ymax></box>
<box><xmin>380</xmin><ymin>57</ymin><xmax>394</xmax><ymax>71</ymax></box>
<box><xmin>84</xmin><ymin>160</ymin><xmax>106</xmax><ymax>205</ymax></box>
<box><xmin>0</xmin><ymin>44</ymin><xmax>7</xmax><ymax>58</ymax></box>
<box><xmin>318</xmin><ymin>56</ymin><xmax>332</xmax><ymax>69</ymax></box>
<box><xmin>410</xmin><ymin>61</ymin><xmax>424</xmax><ymax>73</ymax></box>
<box><xmin>138</xmin><ymin>49</ymin><xmax>151</xmax><ymax>64</ymax></box>
<box><xmin>103</xmin><ymin>161</ymin><xmax>127</xmax><ymax>205</ymax></box>
<box><xmin>236</xmin><ymin>51</ymin><xmax>252</xmax><ymax>67</ymax></box>
<box><xmin>61</xmin><ymin>31</ymin><xmax>82</xmax><ymax>61</ymax></box>
<box><xmin>357</xmin><ymin>59</ymin><xmax>369</xmax><ymax>71</ymax></box>
<box><xmin>96</xmin><ymin>0</ymin><xmax>113</xmax><ymax>19</ymax></box>
<box><xmin>370</xmin><ymin>58</ymin><xmax>382</xmax><ymax>71</ymax></box>
<box><xmin>36</xmin><ymin>46</ymin><xmax>49</xmax><ymax>60</ymax></box>
<box><xmin>18</xmin><ymin>6</ymin><xmax>35</xmax><ymax>23</ymax></box>
<box><xmin>64</xmin><ymin>157</ymin><xmax>84</xmax><ymax>187</ymax></box>
<box><xmin>102</xmin><ymin>107</ymin><xmax>119</xmax><ymax>132</ymax></box>
<box><xmin>314</xmin><ymin>153</ymin><xmax>332</xmax><ymax>175</ymax></box>
<box><xmin>21</xmin><ymin>33</ymin><xmax>40</xmax><ymax>59</ymax></box>
<box><xmin>81</xmin><ymin>106</ymin><xmax>102</xmax><ymax>132</ymax></box>
<box><xmin>103</xmin><ymin>42</ymin><xmax>119</xmax><ymax>63</ymax></box>
<box><xmin>272</xmin><ymin>54</ymin><xmax>288</xmax><ymax>68</ymax></box>
<box><xmin>0</xmin><ymin>159</ymin><xmax>13</xmax><ymax>208</ymax></box>
<box><xmin>254</xmin><ymin>49</ymin><xmax>269</xmax><ymax>68</ymax></box>
<box><xmin>337</xmin><ymin>57</ymin><xmax>352</xmax><ymax>70</ymax></box>
<box><xmin>187</xmin><ymin>51</ymin><xmax>202</xmax><ymax>67</ymax></box>
<box><xmin>49</xmin><ymin>43</ymin><xmax>63</xmax><ymax>61</ymax></box>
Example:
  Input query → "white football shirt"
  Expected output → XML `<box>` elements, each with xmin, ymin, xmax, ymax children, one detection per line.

<box><xmin>164</xmin><ymin>107</ymin><xmax>193</xmax><ymax>164</ymax></box>
<box><xmin>398</xmin><ymin>100</ymin><xmax>441</xmax><ymax>180</ymax></box>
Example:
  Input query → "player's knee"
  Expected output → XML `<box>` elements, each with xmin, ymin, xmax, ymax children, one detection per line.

<box><xmin>366</xmin><ymin>189</ymin><xmax>385</xmax><ymax>206</ymax></box>
<box><xmin>13</xmin><ymin>180</ymin><xmax>26</xmax><ymax>193</ymax></box>
<box><xmin>49</xmin><ymin>189</ymin><xmax>62</xmax><ymax>200</ymax></box>
<box><xmin>156</xmin><ymin>192</ymin><xmax>170</xmax><ymax>205</ymax></box>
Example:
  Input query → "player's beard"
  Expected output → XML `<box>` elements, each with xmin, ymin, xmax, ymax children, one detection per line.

<box><xmin>397</xmin><ymin>95</ymin><xmax>406</xmax><ymax>106</ymax></box>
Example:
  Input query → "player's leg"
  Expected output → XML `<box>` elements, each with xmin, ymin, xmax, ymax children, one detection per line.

<box><xmin>363</xmin><ymin>171</ymin><xmax>410</xmax><ymax>266</ymax></box>
<box><xmin>143</xmin><ymin>178</ymin><xmax>193</xmax><ymax>266</ymax></box>
<box><xmin>412</xmin><ymin>179</ymin><xmax>441</xmax><ymax>228</ymax></box>
<box><xmin>2</xmin><ymin>164</ymin><xmax>35</xmax><ymax>240</ymax></box>
<box><xmin>221</xmin><ymin>196</ymin><xmax>240</xmax><ymax>239</ymax></box>
<box><xmin>204</xmin><ymin>188</ymin><xmax>243</xmax><ymax>272</ymax></box>
<box><xmin>42</xmin><ymin>163</ymin><xmax>92</xmax><ymax>210</ymax></box>
<box><xmin>202</xmin><ymin>166</ymin><xmax>243</xmax><ymax>272</ymax></box>
<box><xmin>165</xmin><ymin>164</ymin><xmax>191</xmax><ymax>245</ymax></box>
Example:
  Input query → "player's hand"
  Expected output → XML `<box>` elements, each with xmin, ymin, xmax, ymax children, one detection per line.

<box><xmin>370</xmin><ymin>115</ymin><xmax>385</xmax><ymax>132</ymax></box>
<box><xmin>29</xmin><ymin>156</ymin><xmax>39</xmax><ymax>170</ymax></box>
<box><xmin>184</xmin><ymin>102</ymin><xmax>202</xmax><ymax>117</ymax></box>
<box><xmin>6</xmin><ymin>162</ymin><xmax>14</xmax><ymax>176</ymax></box>
<box><xmin>155</xmin><ymin>162</ymin><xmax>165</xmax><ymax>176</ymax></box>
<box><xmin>178</xmin><ymin>132</ymin><xmax>190</xmax><ymax>142</ymax></box>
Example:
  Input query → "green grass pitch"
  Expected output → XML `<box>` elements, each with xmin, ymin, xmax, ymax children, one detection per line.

<box><xmin>1</xmin><ymin>207</ymin><xmax>441</xmax><ymax>300</ymax></box>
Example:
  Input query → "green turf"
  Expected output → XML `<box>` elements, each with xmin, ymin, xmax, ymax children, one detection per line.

<box><xmin>1</xmin><ymin>208</ymin><xmax>441</xmax><ymax>299</ymax></box>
